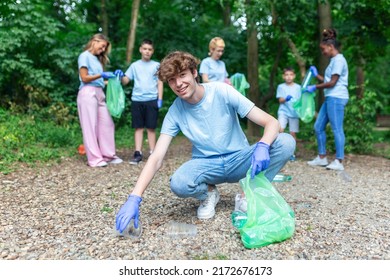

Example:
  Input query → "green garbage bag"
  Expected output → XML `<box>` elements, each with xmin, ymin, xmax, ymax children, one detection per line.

<box><xmin>238</xmin><ymin>171</ymin><xmax>295</xmax><ymax>249</ymax></box>
<box><xmin>106</xmin><ymin>76</ymin><xmax>125</xmax><ymax>118</ymax></box>
<box><xmin>293</xmin><ymin>70</ymin><xmax>316</xmax><ymax>123</ymax></box>
<box><xmin>292</xmin><ymin>91</ymin><xmax>316</xmax><ymax>123</ymax></box>
<box><xmin>230</xmin><ymin>73</ymin><xmax>250</xmax><ymax>97</ymax></box>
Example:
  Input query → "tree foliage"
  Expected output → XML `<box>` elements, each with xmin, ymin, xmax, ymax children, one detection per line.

<box><xmin>0</xmin><ymin>0</ymin><xmax>389</xmax><ymax>153</ymax></box>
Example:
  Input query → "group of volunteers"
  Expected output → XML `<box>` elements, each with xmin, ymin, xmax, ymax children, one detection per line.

<box><xmin>75</xmin><ymin>28</ymin><xmax>349</xmax><ymax>234</ymax></box>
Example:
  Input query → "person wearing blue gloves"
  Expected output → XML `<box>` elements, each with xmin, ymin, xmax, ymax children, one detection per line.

<box><xmin>306</xmin><ymin>28</ymin><xmax>349</xmax><ymax>171</ymax></box>
<box><xmin>77</xmin><ymin>33</ymin><xmax>123</xmax><ymax>167</ymax></box>
<box><xmin>115</xmin><ymin>39</ymin><xmax>163</xmax><ymax>164</ymax></box>
<box><xmin>276</xmin><ymin>67</ymin><xmax>301</xmax><ymax>160</ymax></box>
<box><xmin>115</xmin><ymin>51</ymin><xmax>295</xmax><ymax>233</ymax></box>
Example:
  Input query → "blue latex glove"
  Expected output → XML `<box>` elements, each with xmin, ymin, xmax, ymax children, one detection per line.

<box><xmin>101</xmin><ymin>71</ymin><xmax>115</xmax><ymax>79</ymax></box>
<box><xmin>310</xmin><ymin>66</ymin><xmax>318</xmax><ymax>77</ymax></box>
<box><xmin>115</xmin><ymin>194</ymin><xmax>142</xmax><ymax>233</ymax></box>
<box><xmin>250</xmin><ymin>142</ymin><xmax>270</xmax><ymax>179</ymax></box>
<box><xmin>285</xmin><ymin>95</ymin><xmax>292</xmax><ymax>102</ymax></box>
<box><xmin>114</xmin><ymin>69</ymin><xmax>124</xmax><ymax>77</ymax></box>
<box><xmin>157</xmin><ymin>99</ymin><xmax>163</xmax><ymax>109</ymax></box>
<box><xmin>305</xmin><ymin>85</ymin><xmax>317</xmax><ymax>93</ymax></box>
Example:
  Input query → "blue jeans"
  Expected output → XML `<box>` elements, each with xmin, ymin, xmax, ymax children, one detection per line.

<box><xmin>170</xmin><ymin>133</ymin><xmax>296</xmax><ymax>200</ymax></box>
<box><xmin>314</xmin><ymin>97</ymin><xmax>348</xmax><ymax>159</ymax></box>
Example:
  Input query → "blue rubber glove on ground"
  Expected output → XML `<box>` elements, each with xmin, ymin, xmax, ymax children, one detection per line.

<box><xmin>115</xmin><ymin>194</ymin><xmax>142</xmax><ymax>233</ymax></box>
<box><xmin>310</xmin><ymin>66</ymin><xmax>318</xmax><ymax>77</ymax></box>
<box><xmin>305</xmin><ymin>85</ymin><xmax>317</xmax><ymax>93</ymax></box>
<box><xmin>114</xmin><ymin>69</ymin><xmax>124</xmax><ymax>78</ymax></box>
<box><xmin>250</xmin><ymin>142</ymin><xmax>270</xmax><ymax>179</ymax></box>
<box><xmin>157</xmin><ymin>99</ymin><xmax>163</xmax><ymax>109</ymax></box>
<box><xmin>285</xmin><ymin>95</ymin><xmax>292</xmax><ymax>102</ymax></box>
<box><xmin>101</xmin><ymin>72</ymin><xmax>115</xmax><ymax>79</ymax></box>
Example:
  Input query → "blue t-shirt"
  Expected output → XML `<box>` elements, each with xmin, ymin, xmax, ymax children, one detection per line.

<box><xmin>124</xmin><ymin>59</ymin><xmax>160</xmax><ymax>102</ymax></box>
<box><xmin>276</xmin><ymin>83</ymin><xmax>301</xmax><ymax>118</ymax></box>
<box><xmin>199</xmin><ymin>57</ymin><xmax>228</xmax><ymax>82</ymax></box>
<box><xmin>161</xmin><ymin>82</ymin><xmax>254</xmax><ymax>158</ymax></box>
<box><xmin>78</xmin><ymin>50</ymin><xmax>105</xmax><ymax>89</ymax></box>
<box><xmin>324</xmin><ymin>54</ymin><xmax>349</xmax><ymax>99</ymax></box>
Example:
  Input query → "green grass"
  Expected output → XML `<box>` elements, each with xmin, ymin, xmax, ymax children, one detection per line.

<box><xmin>1</xmin><ymin>108</ymin><xmax>389</xmax><ymax>174</ymax></box>
<box><xmin>0</xmin><ymin>109</ymin><xmax>135</xmax><ymax>174</ymax></box>
<box><xmin>372</xmin><ymin>128</ymin><xmax>390</xmax><ymax>158</ymax></box>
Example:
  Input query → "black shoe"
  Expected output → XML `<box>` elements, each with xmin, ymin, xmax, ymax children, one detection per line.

<box><xmin>129</xmin><ymin>151</ymin><xmax>143</xmax><ymax>165</ymax></box>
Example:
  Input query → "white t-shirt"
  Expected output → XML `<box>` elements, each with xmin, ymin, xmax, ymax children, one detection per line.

<box><xmin>276</xmin><ymin>83</ymin><xmax>301</xmax><ymax>118</ymax></box>
<box><xmin>161</xmin><ymin>82</ymin><xmax>255</xmax><ymax>158</ymax></box>
<box><xmin>124</xmin><ymin>59</ymin><xmax>160</xmax><ymax>101</ymax></box>
<box><xmin>78</xmin><ymin>50</ymin><xmax>105</xmax><ymax>89</ymax></box>
<box><xmin>199</xmin><ymin>57</ymin><xmax>228</xmax><ymax>82</ymax></box>
<box><xmin>324</xmin><ymin>54</ymin><xmax>349</xmax><ymax>99</ymax></box>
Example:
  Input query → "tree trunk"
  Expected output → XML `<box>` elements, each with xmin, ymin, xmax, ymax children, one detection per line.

<box><xmin>285</xmin><ymin>37</ymin><xmax>306</xmax><ymax>79</ymax></box>
<box><xmin>221</xmin><ymin>0</ymin><xmax>233</xmax><ymax>26</ymax></box>
<box><xmin>356</xmin><ymin>56</ymin><xmax>366</xmax><ymax>99</ymax></box>
<box><xmin>317</xmin><ymin>0</ymin><xmax>332</xmax><ymax>107</ymax></box>
<box><xmin>100</xmin><ymin>0</ymin><xmax>108</xmax><ymax>37</ymax></box>
<box><xmin>270</xmin><ymin>1</ymin><xmax>306</xmax><ymax>79</ymax></box>
<box><xmin>246</xmin><ymin>0</ymin><xmax>260</xmax><ymax>139</ymax></box>
<box><xmin>126</xmin><ymin>0</ymin><xmax>140</xmax><ymax>64</ymax></box>
<box><xmin>261</xmin><ymin>39</ymin><xmax>283</xmax><ymax>110</ymax></box>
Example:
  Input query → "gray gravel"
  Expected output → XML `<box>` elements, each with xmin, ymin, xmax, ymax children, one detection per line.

<box><xmin>1</xmin><ymin>137</ymin><xmax>389</xmax><ymax>260</ymax></box>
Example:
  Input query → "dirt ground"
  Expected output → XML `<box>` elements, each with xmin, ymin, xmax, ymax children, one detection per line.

<box><xmin>0</xmin><ymin>136</ymin><xmax>389</xmax><ymax>260</ymax></box>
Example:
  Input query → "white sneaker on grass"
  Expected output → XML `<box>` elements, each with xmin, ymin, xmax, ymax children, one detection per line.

<box><xmin>326</xmin><ymin>159</ymin><xmax>344</xmax><ymax>171</ymax></box>
<box><xmin>197</xmin><ymin>187</ymin><xmax>220</xmax><ymax>219</ymax></box>
<box><xmin>307</xmin><ymin>156</ymin><xmax>329</xmax><ymax>166</ymax></box>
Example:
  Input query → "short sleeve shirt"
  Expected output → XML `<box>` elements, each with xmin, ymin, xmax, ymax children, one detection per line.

<box><xmin>124</xmin><ymin>60</ymin><xmax>160</xmax><ymax>102</ymax></box>
<box><xmin>199</xmin><ymin>57</ymin><xmax>228</xmax><ymax>82</ymax></box>
<box><xmin>324</xmin><ymin>54</ymin><xmax>349</xmax><ymax>99</ymax></box>
<box><xmin>161</xmin><ymin>82</ymin><xmax>254</xmax><ymax>157</ymax></box>
<box><xmin>78</xmin><ymin>50</ymin><xmax>105</xmax><ymax>89</ymax></box>
<box><xmin>276</xmin><ymin>83</ymin><xmax>301</xmax><ymax>118</ymax></box>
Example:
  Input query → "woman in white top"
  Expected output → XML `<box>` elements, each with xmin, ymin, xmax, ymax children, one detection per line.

<box><xmin>77</xmin><ymin>33</ymin><xmax>123</xmax><ymax>167</ymax></box>
<box><xmin>306</xmin><ymin>28</ymin><xmax>349</xmax><ymax>171</ymax></box>
<box><xmin>199</xmin><ymin>37</ymin><xmax>230</xmax><ymax>84</ymax></box>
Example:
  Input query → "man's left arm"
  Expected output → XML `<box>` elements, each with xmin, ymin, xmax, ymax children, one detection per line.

<box><xmin>246</xmin><ymin>106</ymin><xmax>280</xmax><ymax>145</ymax></box>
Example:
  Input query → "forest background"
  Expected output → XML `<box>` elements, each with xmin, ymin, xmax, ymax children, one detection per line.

<box><xmin>0</xmin><ymin>0</ymin><xmax>389</xmax><ymax>174</ymax></box>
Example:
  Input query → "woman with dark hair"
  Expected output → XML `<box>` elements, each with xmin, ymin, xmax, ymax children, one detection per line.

<box><xmin>306</xmin><ymin>28</ymin><xmax>349</xmax><ymax>171</ymax></box>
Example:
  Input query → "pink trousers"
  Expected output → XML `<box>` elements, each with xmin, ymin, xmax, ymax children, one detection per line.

<box><xmin>77</xmin><ymin>86</ymin><xmax>118</xmax><ymax>167</ymax></box>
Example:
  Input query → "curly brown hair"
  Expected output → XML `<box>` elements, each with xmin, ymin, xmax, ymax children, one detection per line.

<box><xmin>157</xmin><ymin>51</ymin><xmax>200</xmax><ymax>82</ymax></box>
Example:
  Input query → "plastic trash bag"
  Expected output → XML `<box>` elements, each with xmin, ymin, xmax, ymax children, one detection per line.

<box><xmin>106</xmin><ymin>76</ymin><xmax>125</xmax><ymax>118</ymax></box>
<box><xmin>230</xmin><ymin>73</ymin><xmax>250</xmax><ymax>96</ymax></box>
<box><xmin>292</xmin><ymin>91</ymin><xmax>315</xmax><ymax>123</ymax></box>
<box><xmin>293</xmin><ymin>70</ymin><xmax>316</xmax><ymax>123</ymax></box>
<box><xmin>237</xmin><ymin>170</ymin><xmax>295</xmax><ymax>249</ymax></box>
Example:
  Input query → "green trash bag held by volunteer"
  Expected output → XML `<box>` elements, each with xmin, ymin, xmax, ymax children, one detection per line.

<box><xmin>106</xmin><ymin>75</ymin><xmax>125</xmax><ymax>118</ymax></box>
<box><xmin>234</xmin><ymin>170</ymin><xmax>295</xmax><ymax>249</ymax></box>
<box><xmin>230</xmin><ymin>73</ymin><xmax>250</xmax><ymax>97</ymax></box>
<box><xmin>293</xmin><ymin>70</ymin><xmax>316</xmax><ymax>123</ymax></box>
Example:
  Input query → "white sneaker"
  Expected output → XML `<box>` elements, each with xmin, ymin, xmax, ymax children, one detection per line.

<box><xmin>109</xmin><ymin>158</ymin><xmax>123</xmax><ymax>164</ymax></box>
<box><xmin>197</xmin><ymin>188</ymin><xmax>220</xmax><ymax>219</ymax></box>
<box><xmin>96</xmin><ymin>161</ymin><xmax>108</xmax><ymax>167</ymax></box>
<box><xmin>307</xmin><ymin>156</ymin><xmax>329</xmax><ymax>166</ymax></box>
<box><xmin>326</xmin><ymin>159</ymin><xmax>344</xmax><ymax>171</ymax></box>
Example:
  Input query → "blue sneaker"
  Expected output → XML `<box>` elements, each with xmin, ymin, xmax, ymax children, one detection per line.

<box><xmin>290</xmin><ymin>154</ymin><xmax>296</xmax><ymax>161</ymax></box>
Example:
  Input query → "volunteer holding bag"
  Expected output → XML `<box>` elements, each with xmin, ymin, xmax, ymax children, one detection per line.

<box><xmin>77</xmin><ymin>33</ymin><xmax>123</xmax><ymax>167</ymax></box>
<box><xmin>306</xmin><ymin>28</ymin><xmax>349</xmax><ymax>171</ymax></box>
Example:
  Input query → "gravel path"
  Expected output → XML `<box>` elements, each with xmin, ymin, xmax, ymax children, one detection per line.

<box><xmin>1</xmin><ymin>137</ymin><xmax>389</xmax><ymax>260</ymax></box>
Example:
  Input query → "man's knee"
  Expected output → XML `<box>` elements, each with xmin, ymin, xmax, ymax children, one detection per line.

<box><xmin>277</xmin><ymin>132</ymin><xmax>296</xmax><ymax>155</ymax></box>
<box><xmin>170</xmin><ymin>173</ymin><xmax>191</xmax><ymax>198</ymax></box>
